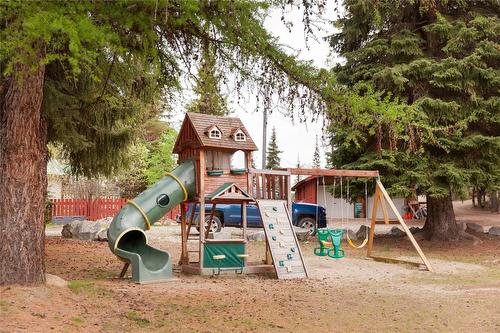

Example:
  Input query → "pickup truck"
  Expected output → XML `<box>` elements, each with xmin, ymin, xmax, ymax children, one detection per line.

<box><xmin>177</xmin><ymin>202</ymin><xmax>327</xmax><ymax>235</ymax></box>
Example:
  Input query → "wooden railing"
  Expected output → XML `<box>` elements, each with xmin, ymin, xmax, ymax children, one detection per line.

<box><xmin>248</xmin><ymin>169</ymin><xmax>291</xmax><ymax>202</ymax></box>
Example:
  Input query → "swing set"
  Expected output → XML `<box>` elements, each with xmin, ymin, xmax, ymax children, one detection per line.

<box><xmin>291</xmin><ymin>168</ymin><xmax>433</xmax><ymax>272</ymax></box>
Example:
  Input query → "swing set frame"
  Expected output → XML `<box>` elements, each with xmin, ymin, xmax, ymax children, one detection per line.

<box><xmin>290</xmin><ymin>168</ymin><xmax>433</xmax><ymax>272</ymax></box>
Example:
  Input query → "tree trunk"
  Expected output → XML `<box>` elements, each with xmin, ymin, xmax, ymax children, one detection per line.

<box><xmin>423</xmin><ymin>194</ymin><xmax>459</xmax><ymax>241</ymax></box>
<box><xmin>0</xmin><ymin>58</ymin><xmax>47</xmax><ymax>285</ymax></box>
<box><xmin>490</xmin><ymin>190</ymin><xmax>499</xmax><ymax>213</ymax></box>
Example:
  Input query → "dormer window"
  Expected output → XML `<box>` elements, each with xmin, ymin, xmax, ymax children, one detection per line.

<box><xmin>234</xmin><ymin>129</ymin><xmax>247</xmax><ymax>142</ymax></box>
<box><xmin>208</xmin><ymin>126</ymin><xmax>222</xmax><ymax>139</ymax></box>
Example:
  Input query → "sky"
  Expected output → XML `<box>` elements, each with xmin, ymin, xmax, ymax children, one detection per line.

<box><xmin>171</xmin><ymin>4</ymin><xmax>340</xmax><ymax>169</ymax></box>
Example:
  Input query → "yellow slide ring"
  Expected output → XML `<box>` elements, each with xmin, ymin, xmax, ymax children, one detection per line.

<box><xmin>128</xmin><ymin>199</ymin><xmax>152</xmax><ymax>230</ymax></box>
<box><xmin>164</xmin><ymin>172</ymin><xmax>188</xmax><ymax>201</ymax></box>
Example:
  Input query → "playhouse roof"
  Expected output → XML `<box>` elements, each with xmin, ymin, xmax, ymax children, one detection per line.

<box><xmin>173</xmin><ymin>112</ymin><xmax>258</xmax><ymax>153</ymax></box>
<box><xmin>206</xmin><ymin>182</ymin><xmax>254</xmax><ymax>203</ymax></box>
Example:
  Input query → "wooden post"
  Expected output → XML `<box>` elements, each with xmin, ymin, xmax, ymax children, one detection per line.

<box><xmin>256</xmin><ymin>174</ymin><xmax>261</xmax><ymax>199</ymax></box>
<box><xmin>286</xmin><ymin>174</ymin><xmax>292</xmax><ymax>211</ymax></box>
<box><xmin>204</xmin><ymin>203</ymin><xmax>217</xmax><ymax>239</ymax></box>
<box><xmin>199</xmin><ymin>150</ymin><xmax>206</xmax><ymax>269</ymax></box>
<box><xmin>242</xmin><ymin>201</ymin><xmax>247</xmax><ymax>241</ymax></box>
<box><xmin>262</xmin><ymin>174</ymin><xmax>267</xmax><ymax>199</ymax></box>
<box><xmin>278</xmin><ymin>175</ymin><xmax>284</xmax><ymax>200</ymax></box>
<box><xmin>119</xmin><ymin>263</ymin><xmax>130</xmax><ymax>278</ymax></box>
<box><xmin>366</xmin><ymin>184</ymin><xmax>380</xmax><ymax>257</ymax></box>
<box><xmin>246</xmin><ymin>152</ymin><xmax>252</xmax><ymax>194</ymax></box>
<box><xmin>265</xmin><ymin>241</ymin><xmax>273</xmax><ymax>265</ymax></box>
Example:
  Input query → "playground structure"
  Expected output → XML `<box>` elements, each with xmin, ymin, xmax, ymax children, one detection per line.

<box><xmin>107</xmin><ymin>112</ymin><xmax>433</xmax><ymax>283</ymax></box>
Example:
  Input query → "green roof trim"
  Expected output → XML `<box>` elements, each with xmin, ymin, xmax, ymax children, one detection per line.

<box><xmin>207</xmin><ymin>182</ymin><xmax>236</xmax><ymax>200</ymax></box>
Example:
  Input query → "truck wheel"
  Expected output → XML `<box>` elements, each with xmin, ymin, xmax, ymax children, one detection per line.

<box><xmin>299</xmin><ymin>217</ymin><xmax>317</xmax><ymax>235</ymax></box>
<box><xmin>203</xmin><ymin>216</ymin><xmax>222</xmax><ymax>233</ymax></box>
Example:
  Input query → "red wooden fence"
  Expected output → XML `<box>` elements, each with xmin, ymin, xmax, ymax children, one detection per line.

<box><xmin>50</xmin><ymin>198</ymin><xmax>179</xmax><ymax>221</ymax></box>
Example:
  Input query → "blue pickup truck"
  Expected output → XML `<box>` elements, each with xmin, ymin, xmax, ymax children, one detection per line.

<box><xmin>177</xmin><ymin>202</ymin><xmax>327</xmax><ymax>235</ymax></box>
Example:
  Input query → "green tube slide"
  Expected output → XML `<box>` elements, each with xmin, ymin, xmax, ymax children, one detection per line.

<box><xmin>107</xmin><ymin>159</ymin><xmax>196</xmax><ymax>283</ymax></box>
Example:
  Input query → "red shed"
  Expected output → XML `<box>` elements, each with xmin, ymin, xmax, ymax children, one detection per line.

<box><xmin>292</xmin><ymin>176</ymin><xmax>318</xmax><ymax>204</ymax></box>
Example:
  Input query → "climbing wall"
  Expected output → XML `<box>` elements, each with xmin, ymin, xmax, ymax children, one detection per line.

<box><xmin>256</xmin><ymin>200</ymin><xmax>308</xmax><ymax>279</ymax></box>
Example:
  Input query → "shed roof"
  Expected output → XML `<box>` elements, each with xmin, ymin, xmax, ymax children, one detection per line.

<box><xmin>291</xmin><ymin>175</ymin><xmax>339</xmax><ymax>191</ymax></box>
<box><xmin>173</xmin><ymin>112</ymin><xmax>258</xmax><ymax>153</ymax></box>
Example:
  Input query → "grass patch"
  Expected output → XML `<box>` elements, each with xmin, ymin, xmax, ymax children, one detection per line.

<box><xmin>0</xmin><ymin>299</ymin><xmax>10</xmax><ymax>311</ymax></box>
<box><xmin>68</xmin><ymin>280</ymin><xmax>110</xmax><ymax>297</ymax></box>
<box><xmin>126</xmin><ymin>311</ymin><xmax>150</xmax><ymax>328</ymax></box>
<box><xmin>70</xmin><ymin>316</ymin><xmax>84</xmax><ymax>325</ymax></box>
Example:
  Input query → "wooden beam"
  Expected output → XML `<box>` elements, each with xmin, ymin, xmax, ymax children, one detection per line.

<box><xmin>375</xmin><ymin>180</ymin><xmax>433</xmax><ymax>272</ymax></box>
<box><xmin>249</xmin><ymin>168</ymin><xmax>291</xmax><ymax>176</ymax></box>
<box><xmin>289</xmin><ymin>168</ymin><xmax>379</xmax><ymax>177</ymax></box>
<box><xmin>367</xmin><ymin>256</ymin><xmax>427</xmax><ymax>269</ymax></box>
<box><xmin>379</xmin><ymin>189</ymin><xmax>390</xmax><ymax>225</ymax></box>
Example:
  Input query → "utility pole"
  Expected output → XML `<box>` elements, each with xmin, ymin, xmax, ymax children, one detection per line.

<box><xmin>262</xmin><ymin>107</ymin><xmax>268</xmax><ymax>169</ymax></box>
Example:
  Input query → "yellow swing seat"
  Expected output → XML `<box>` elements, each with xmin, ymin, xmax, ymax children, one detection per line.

<box><xmin>345</xmin><ymin>229</ymin><xmax>369</xmax><ymax>249</ymax></box>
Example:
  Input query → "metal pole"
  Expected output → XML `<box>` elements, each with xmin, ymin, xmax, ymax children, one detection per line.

<box><xmin>262</xmin><ymin>107</ymin><xmax>268</xmax><ymax>169</ymax></box>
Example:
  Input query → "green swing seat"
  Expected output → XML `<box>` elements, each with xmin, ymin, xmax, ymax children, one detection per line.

<box><xmin>314</xmin><ymin>228</ymin><xmax>345</xmax><ymax>259</ymax></box>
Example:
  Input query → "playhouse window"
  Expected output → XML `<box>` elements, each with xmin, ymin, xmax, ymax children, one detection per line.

<box><xmin>209</xmin><ymin>128</ymin><xmax>221</xmax><ymax>139</ymax></box>
<box><xmin>231</xmin><ymin>150</ymin><xmax>245</xmax><ymax>169</ymax></box>
<box><xmin>234</xmin><ymin>131</ymin><xmax>246</xmax><ymax>142</ymax></box>
<box><xmin>206</xmin><ymin>150</ymin><xmax>231</xmax><ymax>170</ymax></box>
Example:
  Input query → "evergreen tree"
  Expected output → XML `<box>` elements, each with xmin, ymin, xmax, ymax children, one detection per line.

<box><xmin>0</xmin><ymin>1</ymin><xmax>332</xmax><ymax>285</ymax></box>
<box><xmin>313</xmin><ymin>135</ymin><xmax>321</xmax><ymax>168</ymax></box>
<box><xmin>144</xmin><ymin>128</ymin><xmax>177</xmax><ymax>185</ymax></box>
<box><xmin>116</xmin><ymin>123</ymin><xmax>177</xmax><ymax>198</ymax></box>
<box><xmin>187</xmin><ymin>42</ymin><xmax>229</xmax><ymax>116</ymax></box>
<box><xmin>327</xmin><ymin>0</ymin><xmax>500</xmax><ymax>240</ymax></box>
<box><xmin>266</xmin><ymin>127</ymin><xmax>282</xmax><ymax>169</ymax></box>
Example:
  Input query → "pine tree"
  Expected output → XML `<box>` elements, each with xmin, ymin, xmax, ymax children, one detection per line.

<box><xmin>313</xmin><ymin>135</ymin><xmax>321</xmax><ymax>168</ymax></box>
<box><xmin>327</xmin><ymin>0</ymin><xmax>500</xmax><ymax>241</ymax></box>
<box><xmin>187</xmin><ymin>41</ymin><xmax>229</xmax><ymax>116</ymax></box>
<box><xmin>266</xmin><ymin>127</ymin><xmax>282</xmax><ymax>169</ymax></box>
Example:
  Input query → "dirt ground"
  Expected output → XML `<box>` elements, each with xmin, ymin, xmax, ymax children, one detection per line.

<box><xmin>1</xmin><ymin>206</ymin><xmax>499</xmax><ymax>333</ymax></box>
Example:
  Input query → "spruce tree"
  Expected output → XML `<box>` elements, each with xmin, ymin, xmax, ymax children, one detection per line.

<box><xmin>313</xmin><ymin>135</ymin><xmax>321</xmax><ymax>168</ymax></box>
<box><xmin>187</xmin><ymin>41</ymin><xmax>229</xmax><ymax>116</ymax></box>
<box><xmin>327</xmin><ymin>0</ymin><xmax>500</xmax><ymax>240</ymax></box>
<box><xmin>266</xmin><ymin>127</ymin><xmax>282</xmax><ymax>169</ymax></box>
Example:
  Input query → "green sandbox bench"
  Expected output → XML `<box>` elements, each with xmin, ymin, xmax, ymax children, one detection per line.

<box><xmin>203</xmin><ymin>239</ymin><xmax>248</xmax><ymax>276</ymax></box>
